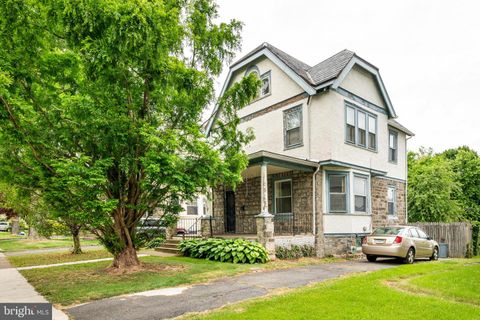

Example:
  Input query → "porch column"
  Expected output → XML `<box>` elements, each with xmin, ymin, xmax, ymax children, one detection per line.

<box><xmin>255</xmin><ymin>163</ymin><xmax>275</xmax><ymax>260</ymax></box>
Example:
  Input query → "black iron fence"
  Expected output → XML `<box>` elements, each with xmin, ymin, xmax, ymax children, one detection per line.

<box><xmin>176</xmin><ymin>217</ymin><xmax>201</xmax><ymax>238</ymax></box>
<box><xmin>273</xmin><ymin>213</ymin><xmax>312</xmax><ymax>236</ymax></box>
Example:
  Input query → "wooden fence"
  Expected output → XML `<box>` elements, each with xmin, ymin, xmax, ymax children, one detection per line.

<box><xmin>409</xmin><ymin>222</ymin><xmax>472</xmax><ymax>258</ymax></box>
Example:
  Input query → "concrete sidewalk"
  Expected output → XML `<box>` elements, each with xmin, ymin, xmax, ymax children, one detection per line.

<box><xmin>67</xmin><ymin>259</ymin><xmax>398</xmax><ymax>320</ymax></box>
<box><xmin>0</xmin><ymin>253</ymin><xmax>69</xmax><ymax>320</ymax></box>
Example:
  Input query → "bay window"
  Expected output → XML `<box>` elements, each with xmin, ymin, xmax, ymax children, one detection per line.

<box><xmin>354</xmin><ymin>175</ymin><xmax>368</xmax><ymax>213</ymax></box>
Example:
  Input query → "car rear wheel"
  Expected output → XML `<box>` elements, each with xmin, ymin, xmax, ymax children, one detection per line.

<box><xmin>366</xmin><ymin>255</ymin><xmax>377</xmax><ymax>262</ymax></box>
<box><xmin>404</xmin><ymin>248</ymin><xmax>415</xmax><ymax>264</ymax></box>
<box><xmin>430</xmin><ymin>247</ymin><xmax>439</xmax><ymax>261</ymax></box>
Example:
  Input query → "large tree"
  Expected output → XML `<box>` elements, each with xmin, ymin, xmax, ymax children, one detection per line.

<box><xmin>0</xmin><ymin>0</ymin><xmax>258</xmax><ymax>269</ymax></box>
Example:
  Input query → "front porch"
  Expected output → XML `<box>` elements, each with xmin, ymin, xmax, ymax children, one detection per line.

<box><xmin>205</xmin><ymin>151</ymin><xmax>321</xmax><ymax>257</ymax></box>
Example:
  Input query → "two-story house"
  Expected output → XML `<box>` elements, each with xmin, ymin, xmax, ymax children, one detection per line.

<box><xmin>204</xmin><ymin>42</ymin><xmax>414</xmax><ymax>257</ymax></box>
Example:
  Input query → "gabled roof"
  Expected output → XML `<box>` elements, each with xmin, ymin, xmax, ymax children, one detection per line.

<box><xmin>230</xmin><ymin>43</ymin><xmax>356</xmax><ymax>88</ymax></box>
<box><xmin>388</xmin><ymin>119</ymin><xmax>415</xmax><ymax>136</ymax></box>
<box><xmin>206</xmin><ymin>43</ymin><xmax>398</xmax><ymax>135</ymax></box>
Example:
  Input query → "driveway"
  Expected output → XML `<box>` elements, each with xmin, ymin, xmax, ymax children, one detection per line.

<box><xmin>67</xmin><ymin>259</ymin><xmax>397</xmax><ymax>320</ymax></box>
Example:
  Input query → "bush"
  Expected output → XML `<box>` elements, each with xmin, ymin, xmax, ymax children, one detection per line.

<box><xmin>179</xmin><ymin>238</ymin><xmax>268</xmax><ymax>264</ymax></box>
<box><xmin>275</xmin><ymin>245</ymin><xmax>316</xmax><ymax>260</ymax></box>
<box><xmin>146</xmin><ymin>236</ymin><xmax>166</xmax><ymax>249</ymax></box>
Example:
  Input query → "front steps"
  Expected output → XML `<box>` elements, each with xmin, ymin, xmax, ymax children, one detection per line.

<box><xmin>155</xmin><ymin>238</ymin><xmax>182</xmax><ymax>255</ymax></box>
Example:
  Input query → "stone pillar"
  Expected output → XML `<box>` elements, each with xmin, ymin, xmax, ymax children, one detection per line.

<box><xmin>256</xmin><ymin>215</ymin><xmax>275</xmax><ymax>260</ymax></box>
<box><xmin>165</xmin><ymin>225</ymin><xmax>175</xmax><ymax>240</ymax></box>
<box><xmin>201</xmin><ymin>216</ymin><xmax>213</xmax><ymax>238</ymax></box>
<box><xmin>256</xmin><ymin>163</ymin><xmax>275</xmax><ymax>260</ymax></box>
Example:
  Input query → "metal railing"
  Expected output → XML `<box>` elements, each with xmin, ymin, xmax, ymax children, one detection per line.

<box><xmin>176</xmin><ymin>217</ymin><xmax>201</xmax><ymax>238</ymax></box>
<box><xmin>274</xmin><ymin>213</ymin><xmax>312</xmax><ymax>236</ymax></box>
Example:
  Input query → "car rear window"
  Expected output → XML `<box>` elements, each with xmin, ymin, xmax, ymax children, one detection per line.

<box><xmin>372</xmin><ymin>227</ymin><xmax>405</xmax><ymax>236</ymax></box>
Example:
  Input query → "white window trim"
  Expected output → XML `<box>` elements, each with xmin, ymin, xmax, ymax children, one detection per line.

<box><xmin>283</xmin><ymin>105</ymin><xmax>303</xmax><ymax>149</ymax></box>
<box><xmin>345</xmin><ymin>102</ymin><xmax>377</xmax><ymax>152</ymax></box>
<box><xmin>353</xmin><ymin>174</ymin><xmax>369</xmax><ymax>214</ymax></box>
<box><xmin>387</xmin><ymin>185</ymin><xmax>397</xmax><ymax>216</ymax></box>
<box><xmin>388</xmin><ymin>130</ymin><xmax>398</xmax><ymax>164</ymax></box>
<box><xmin>274</xmin><ymin>178</ymin><xmax>293</xmax><ymax>214</ymax></box>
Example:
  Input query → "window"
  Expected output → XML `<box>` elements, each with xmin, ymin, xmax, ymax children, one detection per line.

<box><xmin>284</xmin><ymin>106</ymin><xmax>303</xmax><ymax>148</ymax></box>
<box><xmin>387</xmin><ymin>186</ymin><xmax>396</xmax><ymax>215</ymax></box>
<box><xmin>354</xmin><ymin>175</ymin><xmax>368</xmax><ymax>212</ymax></box>
<box><xmin>260</xmin><ymin>73</ymin><xmax>271</xmax><ymax>96</ymax></box>
<box><xmin>274</xmin><ymin>179</ymin><xmax>292</xmax><ymax>214</ymax></box>
<box><xmin>368</xmin><ymin>115</ymin><xmax>376</xmax><ymax>150</ymax></box>
<box><xmin>345</xmin><ymin>103</ymin><xmax>377</xmax><ymax>151</ymax></box>
<box><xmin>409</xmin><ymin>228</ymin><xmax>419</xmax><ymax>238</ymax></box>
<box><xmin>357</xmin><ymin>111</ymin><xmax>366</xmax><ymax>147</ymax></box>
<box><xmin>416</xmin><ymin>228</ymin><xmax>428</xmax><ymax>239</ymax></box>
<box><xmin>186</xmin><ymin>200</ymin><xmax>198</xmax><ymax>215</ymax></box>
<box><xmin>346</xmin><ymin>106</ymin><xmax>356</xmax><ymax>143</ymax></box>
<box><xmin>328</xmin><ymin>174</ymin><xmax>348</xmax><ymax>212</ymax></box>
<box><xmin>389</xmin><ymin>130</ymin><xmax>398</xmax><ymax>163</ymax></box>
<box><xmin>245</xmin><ymin>67</ymin><xmax>270</xmax><ymax>98</ymax></box>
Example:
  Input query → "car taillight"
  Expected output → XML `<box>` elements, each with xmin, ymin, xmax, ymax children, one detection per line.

<box><xmin>362</xmin><ymin>237</ymin><xmax>368</xmax><ymax>244</ymax></box>
<box><xmin>394</xmin><ymin>236</ymin><xmax>403</xmax><ymax>244</ymax></box>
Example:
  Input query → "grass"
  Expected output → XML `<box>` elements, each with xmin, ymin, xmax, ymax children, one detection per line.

<box><xmin>0</xmin><ymin>231</ymin><xmax>24</xmax><ymax>239</ymax></box>
<box><xmin>7</xmin><ymin>249</ymin><xmax>112</xmax><ymax>267</ymax></box>
<box><xmin>0</xmin><ymin>237</ymin><xmax>99</xmax><ymax>252</ymax></box>
<box><xmin>187</xmin><ymin>258</ymin><xmax>480</xmax><ymax>320</ymax></box>
<box><xmin>19</xmin><ymin>255</ymin><xmax>339</xmax><ymax>306</ymax></box>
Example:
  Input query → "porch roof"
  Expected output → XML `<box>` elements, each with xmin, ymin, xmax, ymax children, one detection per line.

<box><xmin>247</xmin><ymin>150</ymin><xmax>318</xmax><ymax>172</ymax></box>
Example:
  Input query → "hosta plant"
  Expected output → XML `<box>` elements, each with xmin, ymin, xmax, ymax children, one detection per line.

<box><xmin>179</xmin><ymin>238</ymin><xmax>268</xmax><ymax>264</ymax></box>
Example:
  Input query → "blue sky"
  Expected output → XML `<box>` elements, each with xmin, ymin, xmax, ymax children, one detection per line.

<box><xmin>214</xmin><ymin>0</ymin><xmax>480</xmax><ymax>153</ymax></box>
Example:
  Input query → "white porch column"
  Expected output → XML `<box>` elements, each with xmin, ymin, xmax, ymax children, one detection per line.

<box><xmin>255</xmin><ymin>163</ymin><xmax>275</xmax><ymax>260</ymax></box>
<box><xmin>259</xmin><ymin>162</ymin><xmax>270</xmax><ymax>216</ymax></box>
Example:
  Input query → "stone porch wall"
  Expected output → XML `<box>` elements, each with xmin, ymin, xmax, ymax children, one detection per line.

<box><xmin>371</xmin><ymin>177</ymin><xmax>406</xmax><ymax>228</ymax></box>
<box><xmin>211</xmin><ymin>170</ymin><xmax>314</xmax><ymax>236</ymax></box>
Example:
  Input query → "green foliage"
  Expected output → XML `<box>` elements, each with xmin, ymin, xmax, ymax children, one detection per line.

<box><xmin>275</xmin><ymin>245</ymin><xmax>316</xmax><ymax>260</ymax></box>
<box><xmin>145</xmin><ymin>236</ymin><xmax>166</xmax><ymax>249</ymax></box>
<box><xmin>472</xmin><ymin>223</ymin><xmax>480</xmax><ymax>256</ymax></box>
<box><xmin>408</xmin><ymin>146</ymin><xmax>480</xmax><ymax>225</ymax></box>
<box><xmin>407</xmin><ymin>149</ymin><xmax>462</xmax><ymax>222</ymax></box>
<box><xmin>0</xmin><ymin>0</ymin><xmax>258</xmax><ymax>261</ymax></box>
<box><xmin>179</xmin><ymin>238</ymin><xmax>268</xmax><ymax>264</ymax></box>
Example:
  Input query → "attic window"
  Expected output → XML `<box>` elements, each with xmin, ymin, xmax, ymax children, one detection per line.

<box><xmin>260</xmin><ymin>72</ymin><xmax>271</xmax><ymax>96</ymax></box>
<box><xmin>245</xmin><ymin>67</ymin><xmax>270</xmax><ymax>98</ymax></box>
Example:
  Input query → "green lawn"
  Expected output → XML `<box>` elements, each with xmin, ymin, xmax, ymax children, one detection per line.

<box><xmin>19</xmin><ymin>256</ymin><xmax>339</xmax><ymax>306</ymax></box>
<box><xmin>7</xmin><ymin>249</ymin><xmax>112</xmax><ymax>267</ymax></box>
<box><xmin>0</xmin><ymin>237</ymin><xmax>99</xmax><ymax>252</ymax></box>
<box><xmin>0</xmin><ymin>231</ymin><xmax>24</xmax><ymax>239</ymax></box>
<box><xmin>188</xmin><ymin>259</ymin><xmax>480</xmax><ymax>320</ymax></box>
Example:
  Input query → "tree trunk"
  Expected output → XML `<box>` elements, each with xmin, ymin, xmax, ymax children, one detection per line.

<box><xmin>10</xmin><ymin>217</ymin><xmax>19</xmax><ymax>235</ymax></box>
<box><xmin>112</xmin><ymin>244</ymin><xmax>140</xmax><ymax>269</ymax></box>
<box><xmin>71</xmin><ymin>226</ymin><xmax>82</xmax><ymax>254</ymax></box>
<box><xmin>28</xmin><ymin>226</ymin><xmax>40</xmax><ymax>239</ymax></box>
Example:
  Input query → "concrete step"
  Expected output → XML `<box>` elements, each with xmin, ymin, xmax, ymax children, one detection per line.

<box><xmin>155</xmin><ymin>247</ymin><xmax>181</xmax><ymax>254</ymax></box>
<box><xmin>161</xmin><ymin>243</ymin><xmax>180</xmax><ymax>249</ymax></box>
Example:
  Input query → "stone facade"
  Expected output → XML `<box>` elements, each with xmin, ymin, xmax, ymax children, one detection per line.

<box><xmin>275</xmin><ymin>235</ymin><xmax>315</xmax><ymax>248</ymax></box>
<box><xmin>324</xmin><ymin>235</ymin><xmax>358</xmax><ymax>256</ymax></box>
<box><xmin>371</xmin><ymin>177</ymin><xmax>406</xmax><ymax>227</ymax></box>
<box><xmin>211</xmin><ymin>169</ymin><xmax>314</xmax><ymax>236</ymax></box>
<box><xmin>256</xmin><ymin>215</ymin><xmax>275</xmax><ymax>260</ymax></box>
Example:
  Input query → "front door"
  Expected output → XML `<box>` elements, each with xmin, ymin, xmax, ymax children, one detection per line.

<box><xmin>225</xmin><ymin>191</ymin><xmax>236</xmax><ymax>233</ymax></box>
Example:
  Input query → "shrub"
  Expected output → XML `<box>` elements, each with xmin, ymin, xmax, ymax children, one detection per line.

<box><xmin>275</xmin><ymin>244</ymin><xmax>316</xmax><ymax>260</ymax></box>
<box><xmin>179</xmin><ymin>238</ymin><xmax>268</xmax><ymax>264</ymax></box>
<box><xmin>146</xmin><ymin>236</ymin><xmax>166</xmax><ymax>249</ymax></box>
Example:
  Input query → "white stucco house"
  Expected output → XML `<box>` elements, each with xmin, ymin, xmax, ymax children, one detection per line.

<box><xmin>197</xmin><ymin>42</ymin><xmax>414</xmax><ymax>256</ymax></box>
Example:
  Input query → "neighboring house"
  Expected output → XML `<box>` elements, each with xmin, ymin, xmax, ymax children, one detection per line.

<box><xmin>175</xmin><ymin>196</ymin><xmax>210</xmax><ymax>235</ymax></box>
<box><xmin>204</xmin><ymin>42</ymin><xmax>414</xmax><ymax>257</ymax></box>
